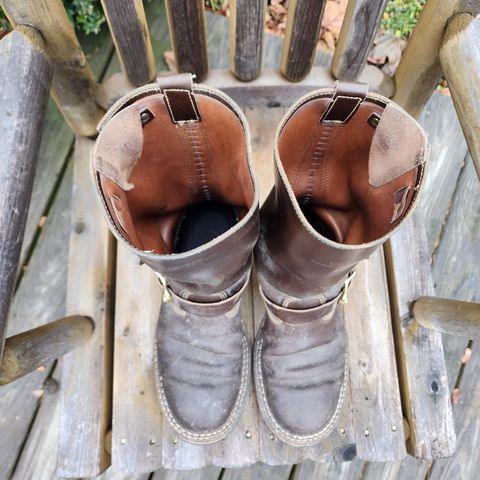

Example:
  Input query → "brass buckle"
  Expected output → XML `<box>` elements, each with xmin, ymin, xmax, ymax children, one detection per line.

<box><xmin>156</xmin><ymin>273</ymin><xmax>172</xmax><ymax>302</ymax></box>
<box><xmin>339</xmin><ymin>271</ymin><xmax>357</xmax><ymax>304</ymax></box>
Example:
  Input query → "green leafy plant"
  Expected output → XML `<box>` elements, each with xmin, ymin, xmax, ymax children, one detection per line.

<box><xmin>205</xmin><ymin>0</ymin><xmax>225</xmax><ymax>13</ymax></box>
<box><xmin>382</xmin><ymin>0</ymin><xmax>425</xmax><ymax>39</ymax></box>
<box><xmin>0</xmin><ymin>0</ymin><xmax>105</xmax><ymax>35</ymax></box>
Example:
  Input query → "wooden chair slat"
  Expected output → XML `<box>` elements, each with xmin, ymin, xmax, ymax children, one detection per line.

<box><xmin>440</xmin><ymin>13</ymin><xmax>480</xmax><ymax>180</ymax></box>
<box><xmin>280</xmin><ymin>0</ymin><xmax>327</xmax><ymax>82</ymax></box>
<box><xmin>344</xmin><ymin>250</ymin><xmax>406</xmax><ymax>461</ymax></box>
<box><xmin>0</xmin><ymin>27</ymin><xmax>52</xmax><ymax>362</ymax></box>
<box><xmin>101</xmin><ymin>0</ymin><xmax>156</xmax><ymax>86</ymax></box>
<box><xmin>0</xmin><ymin>0</ymin><xmax>103</xmax><ymax>136</ymax></box>
<box><xmin>331</xmin><ymin>0</ymin><xmax>389</xmax><ymax>81</ymax></box>
<box><xmin>393</xmin><ymin>0</ymin><xmax>480</xmax><ymax>118</ymax></box>
<box><xmin>165</xmin><ymin>0</ymin><xmax>208</xmax><ymax>81</ymax></box>
<box><xmin>58</xmin><ymin>137</ymin><xmax>115</xmax><ymax>477</ymax></box>
<box><xmin>385</xmin><ymin>211</ymin><xmax>456</xmax><ymax>459</ymax></box>
<box><xmin>229</xmin><ymin>0</ymin><xmax>266</xmax><ymax>81</ymax></box>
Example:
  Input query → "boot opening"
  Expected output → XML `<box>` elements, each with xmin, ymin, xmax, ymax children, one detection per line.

<box><xmin>277</xmin><ymin>92</ymin><xmax>426</xmax><ymax>245</ymax></box>
<box><xmin>94</xmin><ymin>90</ymin><xmax>254</xmax><ymax>255</ymax></box>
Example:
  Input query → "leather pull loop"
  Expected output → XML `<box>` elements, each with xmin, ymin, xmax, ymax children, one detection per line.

<box><xmin>321</xmin><ymin>81</ymin><xmax>369</xmax><ymax>124</ymax></box>
<box><xmin>156</xmin><ymin>73</ymin><xmax>201</xmax><ymax>123</ymax></box>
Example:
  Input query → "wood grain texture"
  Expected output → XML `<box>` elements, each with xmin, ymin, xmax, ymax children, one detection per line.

<box><xmin>384</xmin><ymin>211</ymin><xmax>456</xmax><ymax>459</ymax></box>
<box><xmin>343</xmin><ymin>250</ymin><xmax>406</xmax><ymax>461</ymax></box>
<box><xmin>361</xmin><ymin>457</ymin><xmax>431</xmax><ymax>480</ymax></box>
<box><xmin>152</xmin><ymin>466</ymin><xmax>222</xmax><ymax>480</ymax></box>
<box><xmin>440</xmin><ymin>13</ymin><xmax>480</xmax><ymax>180</ymax></box>
<box><xmin>1</xmin><ymin>0</ymin><xmax>104</xmax><ymax>136</ymax></box>
<box><xmin>280</xmin><ymin>0</ymin><xmax>327</xmax><ymax>81</ymax></box>
<box><xmin>20</xmin><ymin>26</ymin><xmax>114</xmax><ymax>268</ymax></box>
<box><xmin>0</xmin><ymin>315</ymin><xmax>93</xmax><ymax>385</ymax></box>
<box><xmin>58</xmin><ymin>137</ymin><xmax>115</xmax><ymax>477</ymax></box>
<box><xmin>112</xmin><ymin>245</ymin><xmax>163</xmax><ymax>472</ymax></box>
<box><xmin>229</xmin><ymin>0</ymin><xmax>266</xmax><ymax>81</ymax></box>
<box><xmin>418</xmin><ymin>93</ymin><xmax>468</xmax><ymax>253</ymax></box>
<box><xmin>0</xmin><ymin>28</ymin><xmax>52</xmax><ymax>362</ymax></box>
<box><xmin>0</xmin><ymin>162</ymin><xmax>73</xmax><ymax>480</ymax></box>
<box><xmin>165</xmin><ymin>0</ymin><xmax>208</xmax><ymax>81</ymax></box>
<box><xmin>293</xmin><ymin>458</ymin><xmax>365</xmax><ymax>480</ymax></box>
<box><xmin>101</xmin><ymin>0</ymin><xmax>156</xmax><ymax>86</ymax></box>
<box><xmin>203</xmin><ymin>65</ymin><xmax>394</xmax><ymax>108</ymax></box>
<box><xmin>413</xmin><ymin>297</ymin><xmax>480</xmax><ymax>341</ymax></box>
<box><xmin>331</xmin><ymin>0</ymin><xmax>389</xmax><ymax>81</ymax></box>
<box><xmin>392</xmin><ymin>0</ymin><xmax>480</xmax><ymax>118</ymax></box>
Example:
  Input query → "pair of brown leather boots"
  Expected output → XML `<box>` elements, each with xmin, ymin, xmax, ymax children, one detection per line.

<box><xmin>92</xmin><ymin>74</ymin><xmax>426</xmax><ymax>446</ymax></box>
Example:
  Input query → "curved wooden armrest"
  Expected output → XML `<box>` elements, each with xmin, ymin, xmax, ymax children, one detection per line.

<box><xmin>0</xmin><ymin>315</ymin><xmax>94</xmax><ymax>385</ymax></box>
<box><xmin>413</xmin><ymin>296</ymin><xmax>480</xmax><ymax>341</ymax></box>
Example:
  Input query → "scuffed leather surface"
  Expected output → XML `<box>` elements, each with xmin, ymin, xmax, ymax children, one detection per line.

<box><xmin>254</xmin><ymin>293</ymin><xmax>346</xmax><ymax>444</ymax></box>
<box><xmin>155</xmin><ymin>282</ymin><xmax>250</xmax><ymax>443</ymax></box>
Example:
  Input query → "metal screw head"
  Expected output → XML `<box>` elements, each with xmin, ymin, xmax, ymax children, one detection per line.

<box><xmin>149</xmin><ymin>438</ymin><xmax>156</xmax><ymax>445</ymax></box>
<box><xmin>120</xmin><ymin>438</ymin><xmax>127</xmax><ymax>445</ymax></box>
<box><xmin>173</xmin><ymin>438</ymin><xmax>178</xmax><ymax>445</ymax></box>
<box><xmin>269</xmin><ymin>434</ymin><xmax>275</xmax><ymax>441</ymax></box>
<box><xmin>339</xmin><ymin>427</ymin><xmax>346</xmax><ymax>435</ymax></box>
<box><xmin>364</xmin><ymin>428</ymin><xmax>370</xmax><ymax>437</ymax></box>
<box><xmin>392</xmin><ymin>425</ymin><xmax>397</xmax><ymax>432</ymax></box>
<box><xmin>245</xmin><ymin>431</ymin><xmax>252</xmax><ymax>439</ymax></box>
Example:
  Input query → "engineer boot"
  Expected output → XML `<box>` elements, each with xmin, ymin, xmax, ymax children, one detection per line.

<box><xmin>254</xmin><ymin>81</ymin><xmax>427</xmax><ymax>446</ymax></box>
<box><xmin>92</xmin><ymin>74</ymin><xmax>259</xmax><ymax>444</ymax></box>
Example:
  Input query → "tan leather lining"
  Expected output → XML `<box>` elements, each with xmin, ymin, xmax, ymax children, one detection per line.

<box><xmin>278</xmin><ymin>96</ymin><xmax>425</xmax><ymax>245</ymax></box>
<box><xmin>96</xmin><ymin>92</ymin><xmax>254</xmax><ymax>254</ymax></box>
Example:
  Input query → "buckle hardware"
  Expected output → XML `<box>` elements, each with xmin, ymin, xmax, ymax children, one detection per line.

<box><xmin>339</xmin><ymin>271</ymin><xmax>357</xmax><ymax>304</ymax></box>
<box><xmin>156</xmin><ymin>273</ymin><xmax>172</xmax><ymax>302</ymax></box>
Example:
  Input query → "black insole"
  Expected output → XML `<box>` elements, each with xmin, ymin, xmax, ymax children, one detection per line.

<box><xmin>301</xmin><ymin>205</ymin><xmax>335</xmax><ymax>241</ymax></box>
<box><xmin>173</xmin><ymin>201</ymin><xmax>239</xmax><ymax>253</ymax></box>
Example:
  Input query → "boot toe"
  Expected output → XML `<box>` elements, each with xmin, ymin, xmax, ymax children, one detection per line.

<box><xmin>155</xmin><ymin>299</ymin><xmax>250</xmax><ymax>443</ymax></box>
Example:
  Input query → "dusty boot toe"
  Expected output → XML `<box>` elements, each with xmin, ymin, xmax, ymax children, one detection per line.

<box><xmin>155</xmin><ymin>288</ymin><xmax>250</xmax><ymax>444</ymax></box>
<box><xmin>254</xmin><ymin>294</ymin><xmax>347</xmax><ymax>446</ymax></box>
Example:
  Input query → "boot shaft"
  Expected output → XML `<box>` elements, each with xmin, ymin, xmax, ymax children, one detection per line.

<box><xmin>92</xmin><ymin>74</ymin><xmax>259</xmax><ymax>300</ymax></box>
<box><xmin>256</xmin><ymin>82</ymin><xmax>427</xmax><ymax>302</ymax></box>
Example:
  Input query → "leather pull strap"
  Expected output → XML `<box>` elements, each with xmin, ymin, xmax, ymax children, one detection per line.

<box><xmin>157</xmin><ymin>73</ymin><xmax>201</xmax><ymax>123</ymax></box>
<box><xmin>321</xmin><ymin>81</ymin><xmax>368</xmax><ymax>123</ymax></box>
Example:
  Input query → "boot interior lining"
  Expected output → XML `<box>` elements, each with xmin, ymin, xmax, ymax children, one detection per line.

<box><xmin>278</xmin><ymin>97</ymin><xmax>423</xmax><ymax>245</ymax></box>
<box><xmin>97</xmin><ymin>92</ymin><xmax>254</xmax><ymax>254</ymax></box>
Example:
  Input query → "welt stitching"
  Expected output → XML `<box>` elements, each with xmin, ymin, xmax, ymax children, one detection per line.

<box><xmin>185</xmin><ymin>124</ymin><xmax>211</xmax><ymax>201</ymax></box>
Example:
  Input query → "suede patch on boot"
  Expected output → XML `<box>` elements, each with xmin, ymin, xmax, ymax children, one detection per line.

<box><xmin>368</xmin><ymin>102</ymin><xmax>427</xmax><ymax>188</ymax></box>
<box><xmin>94</xmin><ymin>104</ymin><xmax>143</xmax><ymax>191</ymax></box>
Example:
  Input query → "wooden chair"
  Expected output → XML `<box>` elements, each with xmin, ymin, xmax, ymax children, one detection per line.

<box><xmin>0</xmin><ymin>0</ymin><xmax>479</xmax><ymax>476</ymax></box>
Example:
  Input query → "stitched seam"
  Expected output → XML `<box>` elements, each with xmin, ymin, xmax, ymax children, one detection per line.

<box><xmin>321</xmin><ymin>95</ymin><xmax>363</xmax><ymax>123</ymax></box>
<box><xmin>155</xmin><ymin>336</ymin><xmax>249</xmax><ymax>440</ymax></box>
<box><xmin>164</xmin><ymin>89</ymin><xmax>200</xmax><ymax>123</ymax></box>
<box><xmin>255</xmin><ymin>337</ymin><xmax>347</xmax><ymax>444</ymax></box>
<box><xmin>302</xmin><ymin>124</ymin><xmax>335</xmax><ymax>205</ymax></box>
<box><xmin>185</xmin><ymin>124</ymin><xmax>211</xmax><ymax>201</ymax></box>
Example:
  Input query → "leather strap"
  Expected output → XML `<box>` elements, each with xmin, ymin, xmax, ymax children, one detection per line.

<box><xmin>156</xmin><ymin>73</ymin><xmax>201</xmax><ymax>123</ymax></box>
<box><xmin>321</xmin><ymin>81</ymin><xmax>368</xmax><ymax>124</ymax></box>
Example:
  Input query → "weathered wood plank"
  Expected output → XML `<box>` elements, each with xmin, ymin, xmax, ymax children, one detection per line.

<box><xmin>222</xmin><ymin>463</ymin><xmax>292</xmax><ymax>480</ymax></box>
<box><xmin>440</xmin><ymin>13</ymin><xmax>480</xmax><ymax>180</ymax></box>
<box><xmin>360</xmin><ymin>458</ymin><xmax>431</xmax><ymax>480</ymax></box>
<box><xmin>343</xmin><ymin>250</ymin><xmax>406</xmax><ymax>461</ymax></box>
<box><xmin>384</xmin><ymin>211</ymin><xmax>455</xmax><ymax>458</ymax></box>
<box><xmin>164</xmin><ymin>0</ymin><xmax>208</xmax><ymax>81</ymax></box>
<box><xmin>0</xmin><ymin>161</ymin><xmax>73</xmax><ymax>480</ymax></box>
<box><xmin>20</xmin><ymin>26</ymin><xmax>114</xmax><ymax>268</ymax></box>
<box><xmin>112</xmin><ymin>245</ymin><xmax>163</xmax><ymax>472</ymax></box>
<box><xmin>229</xmin><ymin>0</ymin><xmax>266</xmax><ymax>81</ymax></box>
<box><xmin>152</xmin><ymin>466</ymin><xmax>222</xmax><ymax>480</ymax></box>
<box><xmin>10</xmin><ymin>369</ymin><xmax>62</xmax><ymax>480</ymax></box>
<box><xmin>58</xmin><ymin>137</ymin><xmax>115</xmax><ymax>477</ymax></box>
<box><xmin>101</xmin><ymin>0</ymin><xmax>156</xmax><ymax>86</ymax></box>
<box><xmin>0</xmin><ymin>0</ymin><xmax>104</xmax><ymax>136</ymax></box>
<box><xmin>413</xmin><ymin>297</ymin><xmax>480</xmax><ymax>341</ymax></box>
<box><xmin>280</xmin><ymin>0</ymin><xmax>326</xmax><ymax>81</ymax></box>
<box><xmin>431</xmin><ymin>157</ymin><xmax>480</xmax><ymax>387</ymax></box>
<box><xmin>418</xmin><ymin>93</ymin><xmax>468</xmax><ymax>254</ymax></box>
<box><xmin>331</xmin><ymin>0</ymin><xmax>389</xmax><ymax>81</ymax></box>
<box><xmin>392</xmin><ymin>0</ymin><xmax>480</xmax><ymax>118</ymax></box>
<box><xmin>0</xmin><ymin>28</ymin><xmax>52</xmax><ymax>361</ymax></box>
<box><xmin>293</xmin><ymin>458</ymin><xmax>365</xmax><ymax>480</ymax></box>
<box><xmin>0</xmin><ymin>315</ymin><xmax>93</xmax><ymax>385</ymax></box>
